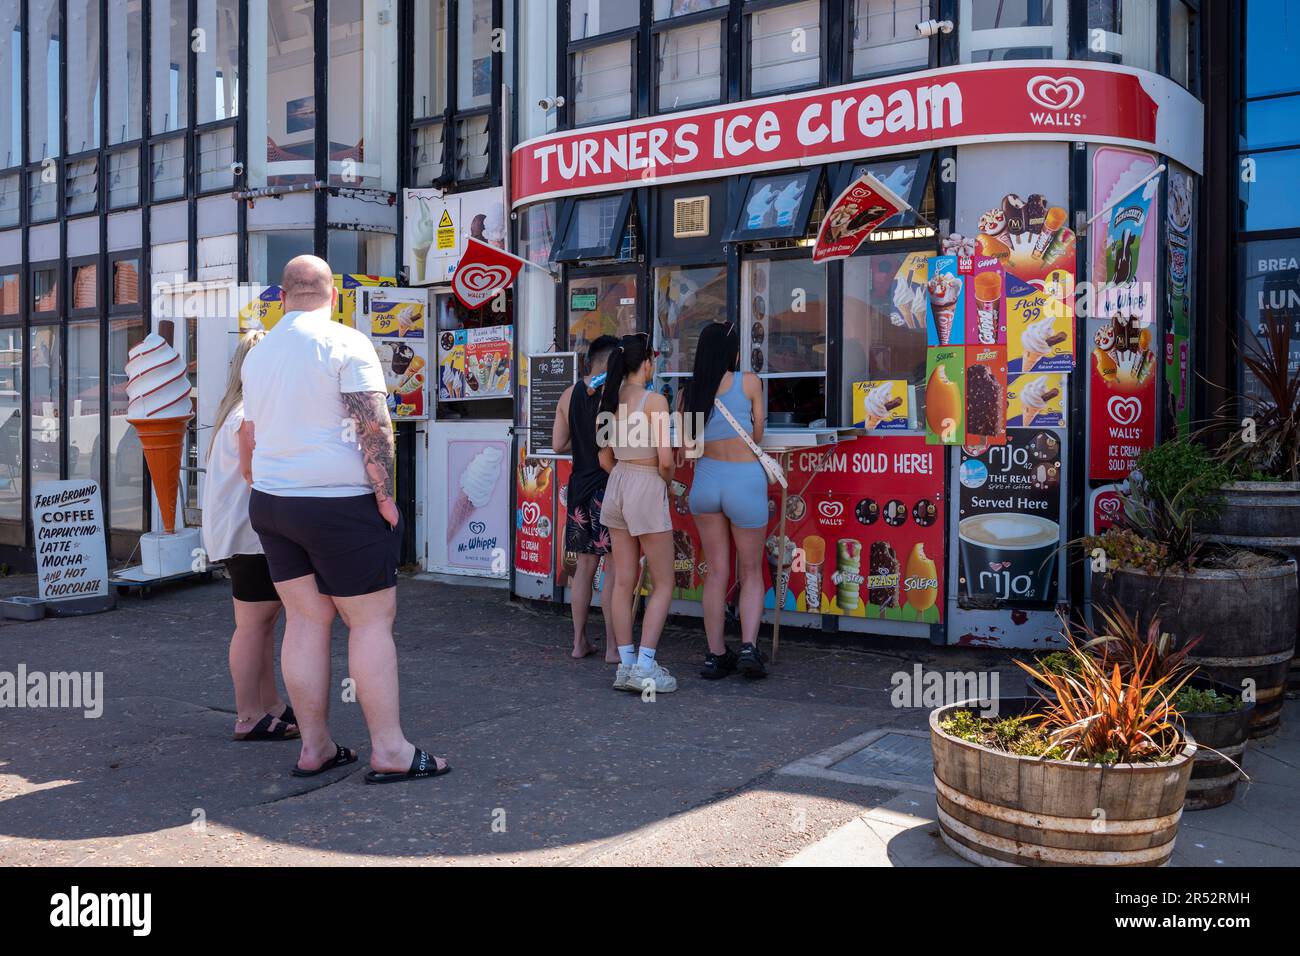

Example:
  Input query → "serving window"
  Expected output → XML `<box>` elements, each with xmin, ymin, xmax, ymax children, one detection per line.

<box><xmin>566</xmin><ymin>272</ymin><xmax>640</xmax><ymax>356</ymax></box>
<box><xmin>744</xmin><ymin>255</ymin><xmax>826</xmax><ymax>426</ymax></box>
<box><xmin>653</xmin><ymin>264</ymin><xmax>728</xmax><ymax>381</ymax></box>
<box><xmin>838</xmin><ymin>152</ymin><xmax>935</xmax><ymax>232</ymax></box>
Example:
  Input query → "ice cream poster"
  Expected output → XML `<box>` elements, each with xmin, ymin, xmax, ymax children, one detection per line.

<box><xmin>887</xmin><ymin>251</ymin><xmax>929</xmax><ymax>331</ymax></box>
<box><xmin>925</xmin><ymin>256</ymin><xmax>965</xmax><ymax>346</ymax></box>
<box><xmin>852</xmin><ymin>380</ymin><xmax>908</xmax><ymax>431</ymax></box>
<box><xmin>964</xmin><ymin>346</ymin><xmax>1007</xmax><ymax>445</ymax></box>
<box><xmin>437</xmin><ymin>330</ymin><xmax>467</xmax><ymax>401</ymax></box>
<box><xmin>924</xmin><ymin>347</ymin><xmax>965</xmax><ymax>446</ymax></box>
<box><xmin>1006</xmin><ymin>372</ymin><xmax>1065</xmax><ymax>428</ymax></box>
<box><xmin>335</xmin><ymin>275</ymin><xmax>396</xmax><ymax>328</ymax></box>
<box><xmin>446</xmin><ymin>440</ymin><xmax>509</xmax><ymax>574</ymax></box>
<box><xmin>463</xmin><ymin>325</ymin><xmax>513</xmax><ymax>399</ymax></box>
<box><xmin>238</xmin><ymin>285</ymin><xmax>285</xmax><ymax>332</ymax></box>
<box><xmin>515</xmin><ymin>449</ymin><xmax>554</xmax><ymax>578</ymax></box>
<box><xmin>368</xmin><ymin>298</ymin><xmax>425</xmax><ymax>339</ymax></box>
<box><xmin>964</xmin><ymin>258</ymin><xmax>1006</xmax><ymax>346</ymax></box>
<box><xmin>372</xmin><ymin>336</ymin><xmax>428</xmax><ymax>420</ymax></box>
<box><xmin>1006</xmin><ymin>273</ymin><xmax>1074</xmax><ymax>374</ymax></box>
<box><xmin>974</xmin><ymin>192</ymin><xmax>1075</xmax><ymax>284</ymax></box>
<box><xmin>663</xmin><ymin>460</ymin><xmax>721</xmax><ymax>602</ymax></box>
<box><xmin>762</xmin><ymin>435</ymin><xmax>944</xmax><ymax>623</ymax></box>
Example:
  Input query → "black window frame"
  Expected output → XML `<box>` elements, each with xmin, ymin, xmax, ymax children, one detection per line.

<box><xmin>724</xmin><ymin>167</ymin><xmax>822</xmax><ymax>242</ymax></box>
<box><xmin>650</xmin><ymin>4</ymin><xmax>730</xmax><ymax>115</ymax></box>
<box><xmin>742</xmin><ymin>0</ymin><xmax>829</xmax><ymax>101</ymax></box>
<box><xmin>107</xmin><ymin>251</ymin><xmax>143</xmax><ymax>315</ymax></box>
<box><xmin>832</xmin><ymin>149</ymin><xmax>936</xmax><ymax>231</ymax></box>
<box><xmin>552</xmin><ymin>189</ymin><xmax>637</xmax><ymax>262</ymax></box>
<box><xmin>66</xmin><ymin>253</ymin><xmax>101</xmax><ymax>317</ymax></box>
<box><xmin>567</xmin><ymin>28</ymin><xmax>640</xmax><ymax>129</ymax></box>
<box><xmin>843</xmin><ymin>0</ymin><xmax>938</xmax><ymax>82</ymax></box>
<box><xmin>63</xmin><ymin>150</ymin><xmax>102</xmax><ymax>219</ymax></box>
<box><xmin>29</xmin><ymin>259</ymin><xmax>61</xmax><ymax>318</ymax></box>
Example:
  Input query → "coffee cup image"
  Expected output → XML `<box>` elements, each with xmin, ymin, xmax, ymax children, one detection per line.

<box><xmin>958</xmin><ymin>513</ymin><xmax>1059</xmax><ymax>603</ymax></box>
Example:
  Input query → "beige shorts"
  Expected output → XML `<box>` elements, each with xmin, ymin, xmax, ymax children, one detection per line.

<box><xmin>600</xmin><ymin>461</ymin><xmax>672</xmax><ymax>537</ymax></box>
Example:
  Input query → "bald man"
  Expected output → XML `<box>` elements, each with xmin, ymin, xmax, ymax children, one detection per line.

<box><xmin>240</xmin><ymin>255</ymin><xmax>448</xmax><ymax>784</ymax></box>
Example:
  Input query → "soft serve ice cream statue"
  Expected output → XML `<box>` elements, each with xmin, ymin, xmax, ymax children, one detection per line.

<box><xmin>125</xmin><ymin>330</ymin><xmax>193</xmax><ymax>533</ymax></box>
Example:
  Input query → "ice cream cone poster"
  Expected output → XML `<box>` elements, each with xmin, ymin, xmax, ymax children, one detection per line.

<box><xmin>887</xmin><ymin>251</ymin><xmax>930</xmax><ymax>331</ymax></box>
<box><xmin>404</xmin><ymin>190</ymin><xmax>459</xmax><ymax>285</ymax></box>
<box><xmin>238</xmin><ymin>285</ymin><xmax>285</xmax><ymax>332</ymax></box>
<box><xmin>964</xmin><ymin>347</ymin><xmax>1007</xmax><ymax>445</ymax></box>
<box><xmin>761</xmin><ymin>435</ymin><xmax>944</xmax><ymax>622</ymax></box>
<box><xmin>463</xmin><ymin>325</ymin><xmax>514</xmax><ymax>399</ymax></box>
<box><xmin>1006</xmin><ymin>272</ymin><xmax>1074</xmax><ymax>375</ymax></box>
<box><xmin>373</xmin><ymin>336</ymin><xmax>429</xmax><ymax>420</ymax></box>
<box><xmin>437</xmin><ymin>330</ymin><xmax>467</xmax><ymax>401</ymax></box>
<box><xmin>664</xmin><ymin>460</ymin><xmax>714</xmax><ymax>602</ymax></box>
<box><xmin>925</xmin><ymin>256</ymin><xmax>965</xmax><ymax>346</ymax></box>
<box><xmin>924</xmin><ymin>347</ymin><xmax>965</xmax><ymax>446</ymax></box>
<box><xmin>1006</xmin><ymin>372</ymin><xmax>1065</xmax><ymax>428</ymax></box>
<box><xmin>368</xmin><ymin>298</ymin><xmax>426</xmax><ymax>339</ymax></box>
<box><xmin>515</xmin><ymin>448</ymin><xmax>554</xmax><ymax>578</ymax></box>
<box><xmin>852</xmin><ymin>380</ymin><xmax>908</xmax><ymax>431</ymax></box>
<box><xmin>446</xmin><ymin>440</ymin><xmax>509</xmax><ymax>573</ymax></box>
<box><xmin>964</xmin><ymin>258</ymin><xmax>1006</xmax><ymax>346</ymax></box>
<box><xmin>974</xmin><ymin>193</ymin><xmax>1075</xmax><ymax>284</ymax></box>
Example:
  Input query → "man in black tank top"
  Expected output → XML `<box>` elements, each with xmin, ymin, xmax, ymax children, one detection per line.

<box><xmin>552</xmin><ymin>335</ymin><xmax>620</xmax><ymax>661</ymax></box>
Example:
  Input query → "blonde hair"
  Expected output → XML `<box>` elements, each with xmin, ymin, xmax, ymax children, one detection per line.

<box><xmin>207</xmin><ymin>330</ymin><xmax>266</xmax><ymax>462</ymax></box>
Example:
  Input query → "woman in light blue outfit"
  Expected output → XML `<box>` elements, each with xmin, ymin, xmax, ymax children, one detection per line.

<box><xmin>681</xmin><ymin>322</ymin><xmax>769</xmax><ymax>680</ymax></box>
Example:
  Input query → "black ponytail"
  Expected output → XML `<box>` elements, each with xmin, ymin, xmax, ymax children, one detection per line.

<box><xmin>598</xmin><ymin>333</ymin><xmax>652</xmax><ymax>416</ymax></box>
<box><xmin>685</xmin><ymin>321</ymin><xmax>741</xmax><ymax>426</ymax></box>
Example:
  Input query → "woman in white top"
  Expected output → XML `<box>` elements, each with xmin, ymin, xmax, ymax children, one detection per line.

<box><xmin>202</xmin><ymin>331</ymin><xmax>297</xmax><ymax>741</ymax></box>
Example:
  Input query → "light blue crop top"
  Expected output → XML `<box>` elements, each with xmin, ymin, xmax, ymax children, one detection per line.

<box><xmin>701</xmin><ymin>372</ymin><xmax>753</xmax><ymax>442</ymax></box>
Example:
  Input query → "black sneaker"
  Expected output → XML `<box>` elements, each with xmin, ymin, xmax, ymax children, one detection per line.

<box><xmin>700</xmin><ymin>646</ymin><xmax>739</xmax><ymax>680</ymax></box>
<box><xmin>737</xmin><ymin>643</ymin><xmax>767</xmax><ymax>680</ymax></box>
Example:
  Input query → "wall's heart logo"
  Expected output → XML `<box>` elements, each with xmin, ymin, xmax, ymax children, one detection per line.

<box><xmin>457</xmin><ymin>264</ymin><xmax>511</xmax><ymax>293</ymax></box>
<box><xmin>1107</xmin><ymin>395</ymin><xmax>1142</xmax><ymax>426</ymax></box>
<box><xmin>817</xmin><ymin>500</ymin><xmax>844</xmax><ymax>520</ymax></box>
<box><xmin>521</xmin><ymin>502</ymin><xmax>541</xmax><ymax>526</ymax></box>
<box><xmin>1026</xmin><ymin>75</ymin><xmax>1085</xmax><ymax>111</ymax></box>
<box><xmin>468</xmin><ymin>521</ymin><xmax>487</xmax><ymax>536</ymax></box>
<box><xmin>1098</xmin><ymin>495</ymin><xmax>1122</xmax><ymax>518</ymax></box>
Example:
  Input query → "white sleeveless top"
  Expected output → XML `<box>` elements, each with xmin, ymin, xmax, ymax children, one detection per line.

<box><xmin>200</xmin><ymin>403</ymin><xmax>264</xmax><ymax>562</ymax></box>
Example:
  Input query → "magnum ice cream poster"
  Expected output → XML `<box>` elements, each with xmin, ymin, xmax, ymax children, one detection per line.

<box><xmin>446</xmin><ymin>440</ymin><xmax>509</xmax><ymax>573</ymax></box>
<box><xmin>514</xmin><ymin>448</ymin><xmax>554</xmax><ymax>578</ymax></box>
<box><xmin>761</xmin><ymin>436</ymin><xmax>944</xmax><ymax>624</ymax></box>
<box><xmin>1088</xmin><ymin>147</ymin><xmax>1160</xmax><ymax>481</ymax></box>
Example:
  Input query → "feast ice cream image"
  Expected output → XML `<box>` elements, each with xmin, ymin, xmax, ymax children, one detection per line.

<box><xmin>447</xmin><ymin>445</ymin><xmax>504</xmax><ymax>542</ymax></box>
<box><xmin>927</xmin><ymin>272</ymin><xmax>962</xmax><ymax>345</ymax></box>
<box><xmin>125</xmin><ymin>332</ymin><xmax>193</xmax><ymax>533</ymax></box>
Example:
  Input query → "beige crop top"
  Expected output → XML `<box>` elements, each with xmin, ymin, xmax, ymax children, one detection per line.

<box><xmin>611</xmin><ymin>389</ymin><xmax>660</xmax><ymax>463</ymax></box>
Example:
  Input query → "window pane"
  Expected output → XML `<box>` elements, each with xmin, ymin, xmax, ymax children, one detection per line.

<box><xmin>852</xmin><ymin>0</ymin><xmax>929</xmax><ymax>78</ymax></box>
<box><xmin>113</xmin><ymin>259</ymin><xmax>141</xmax><ymax>306</ymax></box>
<box><xmin>1170</xmin><ymin>1</ymin><xmax>1192</xmax><ymax>88</ymax></box>
<box><xmin>329</xmin><ymin>0</ymin><xmax>398</xmax><ymax>189</ymax></box>
<box><xmin>247</xmin><ymin>230</ymin><xmax>314</xmax><ymax>285</ymax></box>
<box><xmin>0</xmin><ymin>172</ymin><xmax>18</xmax><ymax>227</ymax></box>
<box><xmin>971</xmin><ymin>0</ymin><xmax>1057</xmax><ymax>28</ymax></box>
<box><xmin>458</xmin><ymin>0</ymin><xmax>493</xmax><ymax>112</ymax></box>
<box><xmin>65</xmin><ymin>158</ymin><xmax>98</xmax><ymax>216</ymax></box>
<box><xmin>151</xmin><ymin>0</ymin><xmax>189</xmax><ymax>134</ymax></box>
<box><xmin>751</xmin><ymin>0</ymin><xmax>822</xmax><ymax>95</ymax></box>
<box><xmin>962</xmin><ymin>0</ymin><xmax>1064</xmax><ymax>62</ymax></box>
<box><xmin>0</xmin><ymin>327</ymin><xmax>21</xmax><ymax>520</ymax></box>
<box><xmin>196</xmin><ymin>0</ymin><xmax>240</xmax><ymax>124</ymax></box>
<box><xmin>32</xmin><ymin>267</ymin><xmax>58</xmax><ymax>313</ymax></box>
<box><xmin>654</xmin><ymin>0</ymin><xmax>727</xmax><ymax>19</ymax></box>
<box><xmin>456</xmin><ymin>115</ymin><xmax>491</xmax><ymax>180</ymax></box>
<box><xmin>850</xmin><ymin>155</ymin><xmax>926</xmax><ymax>227</ymax></box>
<box><xmin>736</xmin><ymin>172</ymin><xmax>811</xmax><ymax>234</ymax></box>
<box><xmin>412</xmin><ymin>122</ymin><xmax>447</xmax><ymax>187</ymax></box>
<box><xmin>108</xmin><ymin>0</ymin><xmax>145</xmax><ymax>145</ymax></box>
<box><xmin>567</xmin><ymin>274</ymin><xmax>638</xmax><ymax>354</ymax></box>
<box><xmin>151</xmin><ymin>138</ymin><xmax>186</xmax><ymax>200</ymax></box>
<box><xmin>1245</xmin><ymin>0</ymin><xmax>1300</xmax><ymax>98</ymax></box>
<box><xmin>109</xmin><ymin>317</ymin><xmax>145</xmax><ymax>529</ymax></box>
<box><xmin>252</xmin><ymin>0</ymin><xmax>315</xmax><ymax>187</ymax></box>
<box><xmin>1243</xmin><ymin>95</ymin><xmax>1300</xmax><ymax>150</ymax></box>
<box><xmin>747</xmin><ymin>257</ymin><xmax>826</xmax><ymax>375</ymax></box>
<box><xmin>573</xmin><ymin>40</ymin><xmax>633</xmax><ymax>125</ymax></box>
<box><xmin>572</xmin><ymin>195</ymin><xmax>625</xmax><ymax>250</ymax></box>
<box><xmin>327</xmin><ymin>230</ymin><xmax>396</xmax><ymax>276</ymax></box>
<box><xmin>0</xmin><ymin>273</ymin><xmax>17</xmax><ymax>315</ymax></box>
<box><xmin>842</xmin><ymin>252</ymin><xmax>929</xmax><ymax>427</ymax></box>
<box><xmin>517</xmin><ymin>201</ymin><xmax>558</xmax><ymax>265</ymax></box>
<box><xmin>1240</xmin><ymin>148</ymin><xmax>1300</xmax><ymax>232</ymax></box>
<box><xmin>1237</xmin><ymin>236</ymin><xmax>1300</xmax><ymax>407</ymax></box>
<box><xmin>1085</xmin><ymin>0</ymin><xmax>1157</xmax><ymax>72</ymax></box>
<box><xmin>71</xmin><ymin>262</ymin><xmax>98</xmax><ymax>310</ymax></box>
<box><xmin>29</xmin><ymin>326</ymin><xmax>61</xmax><ymax>490</ymax></box>
<box><xmin>0</xmin><ymin>7</ymin><xmax>19</xmax><ymax>167</ymax></box>
<box><xmin>653</xmin><ymin>265</ymin><xmax>727</xmax><ymax>375</ymax></box>
<box><xmin>198</xmin><ymin>126</ymin><xmax>236</xmax><ymax>190</ymax></box>
<box><xmin>413</xmin><ymin>0</ymin><xmax>449</xmax><ymax>120</ymax></box>
<box><xmin>571</xmin><ymin>0</ymin><xmax>639</xmax><ymax>39</ymax></box>
<box><xmin>29</xmin><ymin>174</ymin><xmax>58</xmax><ymax>224</ymax></box>
<box><xmin>28</xmin><ymin>0</ymin><xmax>60</xmax><ymax>161</ymax></box>
<box><xmin>107</xmin><ymin>148</ymin><xmax>141</xmax><ymax>207</ymax></box>
<box><xmin>67</xmin><ymin>0</ymin><xmax>102</xmax><ymax>154</ymax></box>
<box><xmin>67</xmin><ymin>320</ymin><xmax>100</xmax><ymax>481</ymax></box>
<box><xmin>657</xmin><ymin>20</ymin><xmax>723</xmax><ymax>110</ymax></box>
<box><xmin>518</xmin><ymin>0</ymin><xmax>557</xmax><ymax>140</ymax></box>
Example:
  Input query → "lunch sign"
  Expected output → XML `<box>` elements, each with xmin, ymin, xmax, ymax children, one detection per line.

<box><xmin>511</xmin><ymin>62</ymin><xmax>1203</xmax><ymax>207</ymax></box>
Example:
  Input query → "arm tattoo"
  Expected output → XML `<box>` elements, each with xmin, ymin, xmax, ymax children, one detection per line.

<box><xmin>342</xmin><ymin>391</ymin><xmax>395</xmax><ymax>503</ymax></box>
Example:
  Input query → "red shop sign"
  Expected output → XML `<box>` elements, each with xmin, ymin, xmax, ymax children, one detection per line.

<box><xmin>1088</xmin><ymin>360</ymin><xmax>1157</xmax><ymax>481</ymax></box>
<box><xmin>512</xmin><ymin>63</ymin><xmax>1202</xmax><ymax>207</ymax></box>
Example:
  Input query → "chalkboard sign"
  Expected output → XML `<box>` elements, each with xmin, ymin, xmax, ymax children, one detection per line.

<box><xmin>528</xmin><ymin>352</ymin><xmax>578</xmax><ymax>457</ymax></box>
<box><xmin>32</xmin><ymin>479</ymin><xmax>110</xmax><ymax>602</ymax></box>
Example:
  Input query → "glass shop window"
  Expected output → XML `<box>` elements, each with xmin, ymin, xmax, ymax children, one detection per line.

<box><xmin>151</xmin><ymin>0</ymin><xmax>190</xmax><ymax>135</ymax></box>
<box><xmin>249</xmin><ymin>0</ymin><xmax>315</xmax><ymax>187</ymax></box>
<box><xmin>31</xmin><ymin>266</ymin><xmax>58</xmax><ymax>315</ymax></box>
<box><xmin>1169</xmin><ymin>1</ymin><xmax>1194</xmax><ymax>89</ymax></box>
<box><xmin>726</xmin><ymin>170</ymin><xmax>821</xmax><ymax>242</ymax></box>
<box><xmin>553</xmin><ymin>193</ymin><xmax>635</xmax><ymax>262</ymax></box>
<box><xmin>0</xmin><ymin>174</ymin><xmax>18</xmax><ymax>228</ymax></box>
<box><xmin>567</xmin><ymin>273</ymin><xmax>639</xmax><ymax>356</ymax></box>
<box><xmin>749</xmin><ymin>0</ymin><xmax>822</xmax><ymax>96</ymax></box>
<box><xmin>109</xmin><ymin>316</ymin><xmax>146</xmax><ymax>531</ymax></box>
<box><xmin>0</xmin><ymin>273</ymin><xmax>17</xmax><ymax>317</ymax></box>
<box><xmin>1084</xmin><ymin>0</ymin><xmax>1157</xmax><ymax>73</ymax></box>
<box><xmin>744</xmin><ymin>257</ymin><xmax>826</xmax><ymax>425</ymax></box>
<box><xmin>108</xmin><ymin>0</ymin><xmax>144</xmax><ymax>146</ymax></box>
<box><xmin>655</xmin><ymin>17</ymin><xmax>725</xmax><ymax>111</ymax></box>
<box><xmin>571</xmin><ymin>0</ymin><xmax>640</xmax><ymax>39</ymax></box>
<box><xmin>0</xmin><ymin>327</ymin><xmax>21</xmax><ymax>523</ymax></box>
<box><xmin>329</xmin><ymin>0</ymin><xmax>398</xmax><ymax>189</ymax></box>
<box><xmin>851</xmin><ymin>0</ymin><xmax>930</xmax><ymax>78</ymax></box>
<box><xmin>197</xmin><ymin>0</ymin><xmax>240</xmax><ymax>124</ymax></box>
<box><xmin>572</xmin><ymin>39</ymin><xmax>635</xmax><ymax>126</ymax></box>
<box><xmin>960</xmin><ymin>0</ymin><xmax>1067</xmax><ymax>62</ymax></box>
<box><xmin>653</xmin><ymin>265</ymin><xmax>728</xmax><ymax>378</ymax></box>
<box><xmin>67</xmin><ymin>0</ymin><xmax>102</xmax><ymax>155</ymax></box>
<box><xmin>66</xmin><ymin>320</ymin><xmax>101</xmax><ymax>482</ymax></box>
<box><xmin>29</xmin><ymin>325</ymin><xmax>61</xmax><ymax>490</ymax></box>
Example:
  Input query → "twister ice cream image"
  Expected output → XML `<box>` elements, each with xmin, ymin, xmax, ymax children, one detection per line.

<box><xmin>125</xmin><ymin>332</ymin><xmax>192</xmax><ymax>533</ymax></box>
<box><xmin>925</xmin><ymin>256</ymin><xmax>964</xmax><ymax>346</ymax></box>
<box><xmin>448</xmin><ymin>444</ymin><xmax>505</xmax><ymax>542</ymax></box>
<box><xmin>802</xmin><ymin>535</ymin><xmax>825</xmax><ymax>612</ymax></box>
<box><xmin>833</xmin><ymin>539</ymin><xmax>864</xmax><ymax>612</ymax></box>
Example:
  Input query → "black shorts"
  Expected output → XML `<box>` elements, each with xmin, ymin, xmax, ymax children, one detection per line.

<box><xmin>248</xmin><ymin>490</ymin><xmax>402</xmax><ymax>598</ymax></box>
<box><xmin>224</xmin><ymin>553</ymin><xmax>280</xmax><ymax>603</ymax></box>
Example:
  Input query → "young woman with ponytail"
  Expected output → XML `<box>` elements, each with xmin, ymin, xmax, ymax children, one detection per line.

<box><xmin>596</xmin><ymin>332</ymin><xmax>678</xmax><ymax>693</ymax></box>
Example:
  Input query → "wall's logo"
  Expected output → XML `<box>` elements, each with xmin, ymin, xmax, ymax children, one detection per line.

<box><xmin>520</xmin><ymin>502</ymin><xmax>541</xmax><ymax>526</ymax></box>
<box><xmin>1026</xmin><ymin>75</ymin><xmax>1085</xmax><ymax>111</ymax></box>
<box><xmin>1107</xmin><ymin>395</ymin><xmax>1142</xmax><ymax>426</ymax></box>
<box><xmin>817</xmin><ymin>500</ymin><xmax>844</xmax><ymax>521</ymax></box>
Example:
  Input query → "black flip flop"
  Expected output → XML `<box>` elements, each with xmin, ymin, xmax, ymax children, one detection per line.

<box><xmin>279</xmin><ymin>704</ymin><xmax>297</xmax><ymax>726</ymax></box>
<box><xmin>291</xmin><ymin>744</ymin><xmax>357</xmax><ymax>777</ymax></box>
<box><xmin>234</xmin><ymin>712</ymin><xmax>300</xmax><ymax>741</ymax></box>
<box><xmin>363</xmin><ymin>748</ymin><xmax>451</xmax><ymax>785</ymax></box>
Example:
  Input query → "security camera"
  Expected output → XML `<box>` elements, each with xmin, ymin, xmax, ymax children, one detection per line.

<box><xmin>916</xmin><ymin>19</ymin><xmax>954</xmax><ymax>37</ymax></box>
<box><xmin>538</xmin><ymin>96</ymin><xmax>566</xmax><ymax>112</ymax></box>
<box><xmin>229</xmin><ymin>160</ymin><xmax>245</xmax><ymax>177</ymax></box>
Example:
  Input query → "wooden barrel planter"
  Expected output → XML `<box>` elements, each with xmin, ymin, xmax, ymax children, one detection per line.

<box><xmin>1097</xmin><ymin>558</ymin><xmax>1297</xmax><ymax>739</ymax></box>
<box><xmin>931</xmin><ymin>698</ymin><xmax>1195</xmax><ymax>867</ymax></box>
<box><xmin>1200</xmin><ymin>481</ymin><xmax>1300</xmax><ymax>692</ymax></box>
<box><xmin>1180</xmin><ymin>678</ymin><xmax>1253</xmax><ymax>812</ymax></box>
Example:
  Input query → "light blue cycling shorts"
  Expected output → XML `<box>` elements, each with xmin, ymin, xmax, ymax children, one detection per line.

<box><xmin>688</xmin><ymin>457</ymin><xmax>769</xmax><ymax>529</ymax></box>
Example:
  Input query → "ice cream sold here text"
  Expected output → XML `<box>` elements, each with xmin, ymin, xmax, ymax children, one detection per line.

<box><xmin>499</xmin><ymin>61</ymin><xmax>1205</xmax><ymax>650</ymax></box>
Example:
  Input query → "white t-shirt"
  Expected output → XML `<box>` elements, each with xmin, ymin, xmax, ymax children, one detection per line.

<box><xmin>200</xmin><ymin>403</ymin><xmax>262</xmax><ymax>561</ymax></box>
<box><xmin>241</xmin><ymin>307</ymin><xmax>388</xmax><ymax>497</ymax></box>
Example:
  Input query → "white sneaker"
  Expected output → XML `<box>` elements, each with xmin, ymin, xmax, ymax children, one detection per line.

<box><xmin>626</xmin><ymin>662</ymin><xmax>678</xmax><ymax>693</ymax></box>
<box><xmin>613</xmin><ymin>663</ymin><xmax>634</xmax><ymax>691</ymax></box>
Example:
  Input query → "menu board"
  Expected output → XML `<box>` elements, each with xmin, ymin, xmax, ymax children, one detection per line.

<box><xmin>32</xmin><ymin>480</ymin><xmax>109</xmax><ymax>602</ymax></box>
<box><xmin>527</xmin><ymin>352</ymin><xmax>578</xmax><ymax>457</ymax></box>
<box><xmin>957</xmin><ymin>429</ymin><xmax>1064</xmax><ymax>606</ymax></box>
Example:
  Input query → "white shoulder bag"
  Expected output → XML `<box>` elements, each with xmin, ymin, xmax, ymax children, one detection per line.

<box><xmin>712</xmin><ymin>398</ymin><xmax>787</xmax><ymax>489</ymax></box>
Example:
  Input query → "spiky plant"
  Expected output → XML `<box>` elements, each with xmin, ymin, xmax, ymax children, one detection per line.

<box><xmin>1218</xmin><ymin>316</ymin><xmax>1300</xmax><ymax>480</ymax></box>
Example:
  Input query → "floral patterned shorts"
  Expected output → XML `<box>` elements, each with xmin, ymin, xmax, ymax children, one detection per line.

<box><xmin>565</xmin><ymin>487</ymin><xmax>611</xmax><ymax>556</ymax></box>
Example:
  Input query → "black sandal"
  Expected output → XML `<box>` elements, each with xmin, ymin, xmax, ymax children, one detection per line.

<box><xmin>279</xmin><ymin>704</ymin><xmax>297</xmax><ymax>726</ymax></box>
<box><xmin>291</xmin><ymin>744</ymin><xmax>357</xmax><ymax>777</ymax></box>
<box><xmin>233</xmin><ymin>712</ymin><xmax>301</xmax><ymax>741</ymax></box>
<box><xmin>363</xmin><ymin>748</ymin><xmax>451</xmax><ymax>785</ymax></box>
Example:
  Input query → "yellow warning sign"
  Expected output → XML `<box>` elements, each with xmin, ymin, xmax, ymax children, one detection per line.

<box><xmin>437</xmin><ymin>209</ymin><xmax>455</xmax><ymax>250</ymax></box>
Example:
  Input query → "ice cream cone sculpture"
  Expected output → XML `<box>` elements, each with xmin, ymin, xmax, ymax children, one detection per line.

<box><xmin>124</xmin><ymin>332</ymin><xmax>193</xmax><ymax>533</ymax></box>
<box><xmin>448</xmin><ymin>445</ymin><xmax>505</xmax><ymax>542</ymax></box>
